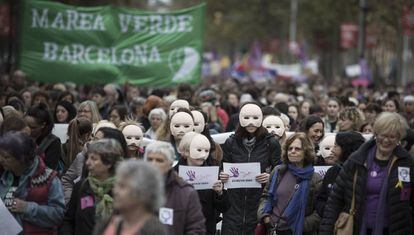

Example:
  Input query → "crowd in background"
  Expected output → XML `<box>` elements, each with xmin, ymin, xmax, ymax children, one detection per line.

<box><xmin>1</xmin><ymin>69</ymin><xmax>414</xmax><ymax>235</ymax></box>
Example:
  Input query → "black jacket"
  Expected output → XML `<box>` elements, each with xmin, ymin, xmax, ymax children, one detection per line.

<box><xmin>61</xmin><ymin>179</ymin><xmax>107</xmax><ymax>235</ymax></box>
<box><xmin>314</xmin><ymin>164</ymin><xmax>342</xmax><ymax>216</ymax></box>
<box><xmin>220</xmin><ymin>133</ymin><xmax>281</xmax><ymax>235</ymax></box>
<box><xmin>320</xmin><ymin>139</ymin><xmax>414</xmax><ymax>235</ymax></box>
<box><xmin>174</xmin><ymin>161</ymin><xmax>231</xmax><ymax>234</ymax></box>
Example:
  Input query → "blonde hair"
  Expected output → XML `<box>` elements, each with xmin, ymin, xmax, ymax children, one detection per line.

<box><xmin>178</xmin><ymin>132</ymin><xmax>198</xmax><ymax>156</ymax></box>
<box><xmin>78</xmin><ymin>100</ymin><xmax>101</xmax><ymax>124</ymax></box>
<box><xmin>339</xmin><ymin>107</ymin><xmax>365</xmax><ymax>131</ymax></box>
<box><xmin>93</xmin><ymin>120</ymin><xmax>116</xmax><ymax>136</ymax></box>
<box><xmin>373</xmin><ymin>112</ymin><xmax>409</xmax><ymax>140</ymax></box>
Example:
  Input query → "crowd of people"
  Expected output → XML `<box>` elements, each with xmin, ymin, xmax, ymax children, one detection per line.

<box><xmin>1</xmin><ymin>69</ymin><xmax>414</xmax><ymax>235</ymax></box>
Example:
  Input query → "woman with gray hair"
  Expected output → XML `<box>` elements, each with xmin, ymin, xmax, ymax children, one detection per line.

<box><xmin>321</xmin><ymin>112</ymin><xmax>414</xmax><ymax>235</ymax></box>
<box><xmin>94</xmin><ymin>160</ymin><xmax>166</xmax><ymax>235</ymax></box>
<box><xmin>145</xmin><ymin>108</ymin><xmax>167</xmax><ymax>139</ymax></box>
<box><xmin>144</xmin><ymin>141</ymin><xmax>206</xmax><ymax>235</ymax></box>
<box><xmin>61</xmin><ymin>138</ymin><xmax>123</xmax><ymax>235</ymax></box>
<box><xmin>77</xmin><ymin>100</ymin><xmax>101</xmax><ymax>124</ymax></box>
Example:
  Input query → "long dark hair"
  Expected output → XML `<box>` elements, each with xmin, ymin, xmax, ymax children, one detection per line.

<box><xmin>235</xmin><ymin>102</ymin><xmax>268</xmax><ymax>140</ymax></box>
<box><xmin>196</xmin><ymin>109</ymin><xmax>216</xmax><ymax>153</ymax></box>
<box><xmin>26</xmin><ymin>102</ymin><xmax>54</xmax><ymax>143</ymax></box>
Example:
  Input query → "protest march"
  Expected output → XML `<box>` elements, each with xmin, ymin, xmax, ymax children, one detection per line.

<box><xmin>1</xmin><ymin>1</ymin><xmax>414</xmax><ymax>235</ymax></box>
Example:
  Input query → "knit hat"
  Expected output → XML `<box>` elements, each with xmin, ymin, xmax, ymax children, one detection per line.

<box><xmin>335</xmin><ymin>131</ymin><xmax>365</xmax><ymax>161</ymax></box>
<box><xmin>55</xmin><ymin>100</ymin><xmax>77</xmax><ymax>122</ymax></box>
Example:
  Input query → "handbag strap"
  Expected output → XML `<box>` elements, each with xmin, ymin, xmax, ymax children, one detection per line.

<box><xmin>348</xmin><ymin>156</ymin><xmax>397</xmax><ymax>215</ymax></box>
<box><xmin>349</xmin><ymin>169</ymin><xmax>358</xmax><ymax>215</ymax></box>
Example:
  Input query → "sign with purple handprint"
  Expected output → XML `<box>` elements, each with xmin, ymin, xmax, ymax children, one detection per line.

<box><xmin>223</xmin><ymin>162</ymin><xmax>261</xmax><ymax>189</ymax></box>
<box><xmin>178</xmin><ymin>165</ymin><xmax>219</xmax><ymax>190</ymax></box>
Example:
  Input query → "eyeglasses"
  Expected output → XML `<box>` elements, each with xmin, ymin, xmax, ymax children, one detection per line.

<box><xmin>377</xmin><ymin>134</ymin><xmax>399</xmax><ymax>142</ymax></box>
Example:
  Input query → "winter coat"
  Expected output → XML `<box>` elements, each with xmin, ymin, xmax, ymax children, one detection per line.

<box><xmin>314</xmin><ymin>164</ymin><xmax>342</xmax><ymax>216</ymax></box>
<box><xmin>93</xmin><ymin>215</ymin><xmax>166</xmax><ymax>235</ymax></box>
<box><xmin>174</xmin><ymin>161</ymin><xmax>230</xmax><ymax>234</ymax></box>
<box><xmin>164</xmin><ymin>170</ymin><xmax>206</xmax><ymax>235</ymax></box>
<box><xmin>61</xmin><ymin>178</ymin><xmax>109</xmax><ymax>235</ymax></box>
<box><xmin>320</xmin><ymin>139</ymin><xmax>414</xmax><ymax>235</ymax></box>
<box><xmin>62</xmin><ymin>151</ymin><xmax>85</xmax><ymax>204</ymax></box>
<box><xmin>257</xmin><ymin>164</ymin><xmax>322</xmax><ymax>235</ymax></box>
<box><xmin>37</xmin><ymin>133</ymin><xmax>63</xmax><ymax>171</ymax></box>
<box><xmin>221</xmin><ymin>133</ymin><xmax>281</xmax><ymax>235</ymax></box>
<box><xmin>0</xmin><ymin>157</ymin><xmax>65</xmax><ymax>234</ymax></box>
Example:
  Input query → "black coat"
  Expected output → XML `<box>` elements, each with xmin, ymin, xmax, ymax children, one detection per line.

<box><xmin>314</xmin><ymin>164</ymin><xmax>342</xmax><ymax>217</ymax></box>
<box><xmin>220</xmin><ymin>133</ymin><xmax>281</xmax><ymax>235</ymax></box>
<box><xmin>61</xmin><ymin>179</ymin><xmax>107</xmax><ymax>235</ymax></box>
<box><xmin>320</xmin><ymin>139</ymin><xmax>414</xmax><ymax>235</ymax></box>
<box><xmin>174</xmin><ymin>161</ymin><xmax>230</xmax><ymax>234</ymax></box>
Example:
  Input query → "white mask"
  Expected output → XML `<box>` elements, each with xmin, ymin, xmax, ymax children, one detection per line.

<box><xmin>239</xmin><ymin>104</ymin><xmax>263</xmax><ymax>127</ymax></box>
<box><xmin>122</xmin><ymin>125</ymin><xmax>143</xmax><ymax>148</ymax></box>
<box><xmin>170</xmin><ymin>112</ymin><xmax>194</xmax><ymax>139</ymax></box>
<box><xmin>262</xmin><ymin>115</ymin><xmax>285</xmax><ymax>138</ymax></box>
<box><xmin>169</xmin><ymin>99</ymin><xmax>190</xmax><ymax>118</ymax></box>
<box><xmin>189</xmin><ymin>134</ymin><xmax>211</xmax><ymax>160</ymax></box>
<box><xmin>191</xmin><ymin>110</ymin><xmax>205</xmax><ymax>133</ymax></box>
<box><xmin>319</xmin><ymin>134</ymin><xmax>336</xmax><ymax>159</ymax></box>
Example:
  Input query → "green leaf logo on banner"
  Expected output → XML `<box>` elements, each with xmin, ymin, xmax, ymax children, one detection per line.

<box><xmin>169</xmin><ymin>47</ymin><xmax>200</xmax><ymax>82</ymax></box>
<box><xmin>19</xmin><ymin>1</ymin><xmax>205</xmax><ymax>86</ymax></box>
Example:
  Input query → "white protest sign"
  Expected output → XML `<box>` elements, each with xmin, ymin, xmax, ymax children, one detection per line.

<box><xmin>223</xmin><ymin>162</ymin><xmax>261</xmax><ymax>189</ymax></box>
<box><xmin>314</xmin><ymin>166</ymin><xmax>332</xmax><ymax>178</ymax></box>
<box><xmin>0</xmin><ymin>198</ymin><xmax>22</xmax><ymax>235</ymax></box>
<box><xmin>179</xmin><ymin>165</ymin><xmax>219</xmax><ymax>190</ymax></box>
<box><xmin>52</xmin><ymin>123</ymin><xmax>68</xmax><ymax>144</ymax></box>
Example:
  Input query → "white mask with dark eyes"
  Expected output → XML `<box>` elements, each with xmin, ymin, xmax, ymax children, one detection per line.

<box><xmin>170</xmin><ymin>112</ymin><xmax>194</xmax><ymax>139</ymax></box>
<box><xmin>319</xmin><ymin>135</ymin><xmax>336</xmax><ymax>159</ymax></box>
<box><xmin>122</xmin><ymin>125</ymin><xmax>143</xmax><ymax>148</ymax></box>
<box><xmin>169</xmin><ymin>99</ymin><xmax>189</xmax><ymax>118</ymax></box>
<box><xmin>189</xmin><ymin>134</ymin><xmax>211</xmax><ymax>160</ymax></box>
<box><xmin>191</xmin><ymin>110</ymin><xmax>205</xmax><ymax>133</ymax></box>
<box><xmin>262</xmin><ymin>115</ymin><xmax>285</xmax><ymax>138</ymax></box>
<box><xmin>239</xmin><ymin>104</ymin><xmax>263</xmax><ymax>127</ymax></box>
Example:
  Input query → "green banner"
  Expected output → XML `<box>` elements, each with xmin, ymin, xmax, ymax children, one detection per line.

<box><xmin>19</xmin><ymin>1</ymin><xmax>205</xmax><ymax>86</ymax></box>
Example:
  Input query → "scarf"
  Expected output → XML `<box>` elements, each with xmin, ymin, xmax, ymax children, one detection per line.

<box><xmin>243</xmin><ymin>137</ymin><xmax>256</xmax><ymax>152</ymax></box>
<box><xmin>264</xmin><ymin>164</ymin><xmax>314</xmax><ymax>235</ymax></box>
<box><xmin>360</xmin><ymin>146</ymin><xmax>393</xmax><ymax>235</ymax></box>
<box><xmin>88</xmin><ymin>174</ymin><xmax>116</xmax><ymax>219</ymax></box>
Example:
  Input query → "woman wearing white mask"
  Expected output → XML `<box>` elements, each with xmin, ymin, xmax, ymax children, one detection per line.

<box><xmin>176</xmin><ymin>133</ymin><xmax>230</xmax><ymax>234</ymax></box>
<box><xmin>169</xmin><ymin>109</ymin><xmax>194</xmax><ymax>160</ymax></box>
<box><xmin>262</xmin><ymin>115</ymin><xmax>287</xmax><ymax>146</ymax></box>
<box><xmin>219</xmin><ymin>102</ymin><xmax>281</xmax><ymax>235</ymax></box>
<box><xmin>191</xmin><ymin>109</ymin><xmax>223</xmax><ymax>166</ymax></box>
<box><xmin>119</xmin><ymin>121</ymin><xmax>144</xmax><ymax>159</ymax></box>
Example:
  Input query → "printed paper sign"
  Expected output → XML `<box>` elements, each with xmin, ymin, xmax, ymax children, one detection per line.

<box><xmin>159</xmin><ymin>207</ymin><xmax>174</xmax><ymax>225</ymax></box>
<box><xmin>0</xmin><ymin>198</ymin><xmax>22</xmax><ymax>235</ymax></box>
<box><xmin>398</xmin><ymin>167</ymin><xmax>410</xmax><ymax>182</ymax></box>
<box><xmin>179</xmin><ymin>165</ymin><xmax>219</xmax><ymax>190</ymax></box>
<box><xmin>314</xmin><ymin>166</ymin><xmax>332</xmax><ymax>178</ymax></box>
<box><xmin>223</xmin><ymin>162</ymin><xmax>261</xmax><ymax>189</ymax></box>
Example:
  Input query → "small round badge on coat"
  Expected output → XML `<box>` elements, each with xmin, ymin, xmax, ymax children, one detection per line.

<box><xmin>370</xmin><ymin>171</ymin><xmax>378</xmax><ymax>178</ymax></box>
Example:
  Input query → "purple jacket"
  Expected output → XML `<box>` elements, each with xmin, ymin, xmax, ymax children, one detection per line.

<box><xmin>164</xmin><ymin>170</ymin><xmax>206</xmax><ymax>235</ymax></box>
